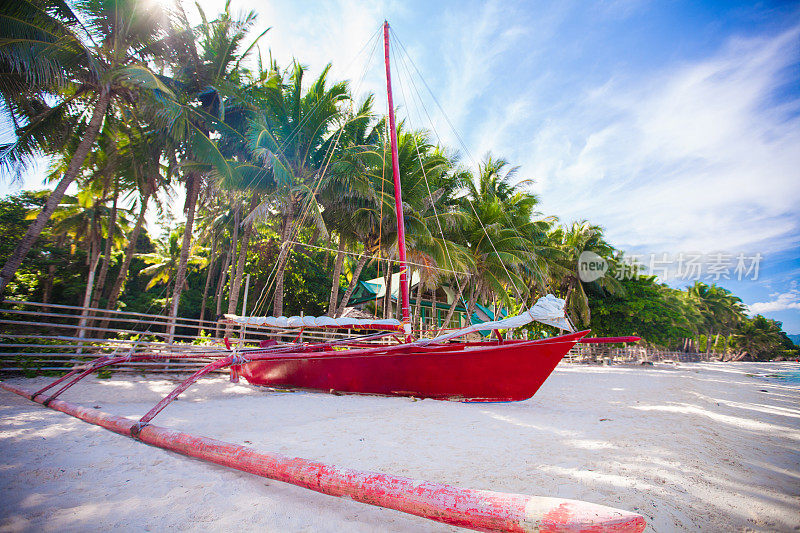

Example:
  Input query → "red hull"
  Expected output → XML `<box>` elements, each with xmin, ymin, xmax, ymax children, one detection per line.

<box><xmin>241</xmin><ymin>330</ymin><xmax>588</xmax><ymax>402</ymax></box>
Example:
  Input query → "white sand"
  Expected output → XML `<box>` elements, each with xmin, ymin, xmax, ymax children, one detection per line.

<box><xmin>1</xmin><ymin>361</ymin><xmax>799</xmax><ymax>532</ymax></box>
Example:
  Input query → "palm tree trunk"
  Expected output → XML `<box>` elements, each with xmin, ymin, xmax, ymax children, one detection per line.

<box><xmin>466</xmin><ymin>282</ymin><xmax>480</xmax><ymax>326</ymax></box>
<box><xmin>437</xmin><ymin>282</ymin><xmax>465</xmax><ymax>335</ymax></box>
<box><xmin>564</xmin><ymin>282</ymin><xmax>575</xmax><ymax>313</ymax></box>
<box><xmin>168</xmin><ymin>172</ymin><xmax>202</xmax><ymax>343</ymax></box>
<box><xmin>413</xmin><ymin>274</ymin><xmax>424</xmax><ymax>333</ymax></box>
<box><xmin>0</xmin><ymin>90</ymin><xmax>111</xmax><ymax>296</ymax></box>
<box><xmin>77</xmin><ymin>230</ymin><xmax>102</xmax><ymax>345</ymax></box>
<box><xmin>214</xmin><ymin>244</ymin><xmax>232</xmax><ymax>337</ymax></box>
<box><xmin>100</xmin><ymin>184</ymin><xmax>151</xmax><ymax>331</ymax></box>
<box><xmin>90</xmin><ymin>180</ymin><xmax>119</xmax><ymax>312</ymax></box>
<box><xmin>227</xmin><ymin>204</ymin><xmax>240</xmax><ymax>304</ymax></box>
<box><xmin>432</xmin><ymin>287</ymin><xmax>440</xmax><ymax>328</ymax></box>
<box><xmin>228</xmin><ymin>195</ymin><xmax>259</xmax><ymax>318</ymax></box>
<box><xmin>327</xmin><ymin>235</ymin><xmax>346</xmax><ymax>317</ymax></box>
<box><xmin>42</xmin><ymin>264</ymin><xmax>56</xmax><ymax>311</ymax></box>
<box><xmin>273</xmin><ymin>212</ymin><xmax>294</xmax><ymax>317</ymax></box>
<box><xmin>383</xmin><ymin>260</ymin><xmax>393</xmax><ymax>319</ymax></box>
<box><xmin>335</xmin><ymin>248</ymin><xmax>369</xmax><ymax>317</ymax></box>
<box><xmin>199</xmin><ymin>233</ymin><xmax>217</xmax><ymax>332</ymax></box>
<box><xmin>216</xmin><ymin>245</ymin><xmax>232</xmax><ymax>317</ymax></box>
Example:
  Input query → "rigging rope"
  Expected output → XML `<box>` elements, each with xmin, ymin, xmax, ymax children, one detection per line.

<box><xmin>390</xmin><ymin>28</ymin><xmax>551</xmax><ymax>302</ymax></box>
<box><xmin>389</xmin><ymin>42</ymin><xmax>472</xmax><ymax>325</ymax></box>
<box><xmin>389</xmin><ymin>31</ymin><xmax>526</xmax><ymax>314</ymax></box>
<box><xmin>249</xmin><ymin>29</ymin><xmax>383</xmax><ymax>318</ymax></box>
<box><xmin>374</xmin><ymin>119</ymin><xmax>387</xmax><ymax>319</ymax></box>
<box><xmin>282</xmin><ymin>241</ymin><xmax>472</xmax><ymax>276</ymax></box>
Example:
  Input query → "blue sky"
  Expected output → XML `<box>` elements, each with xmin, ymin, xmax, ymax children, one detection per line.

<box><xmin>2</xmin><ymin>0</ymin><xmax>799</xmax><ymax>331</ymax></box>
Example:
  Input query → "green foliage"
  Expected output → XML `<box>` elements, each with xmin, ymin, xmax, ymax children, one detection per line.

<box><xmin>588</xmin><ymin>275</ymin><xmax>695</xmax><ymax>349</ymax></box>
<box><xmin>697</xmin><ymin>334</ymin><xmax>708</xmax><ymax>352</ymax></box>
<box><xmin>282</xmin><ymin>248</ymin><xmax>330</xmax><ymax>317</ymax></box>
<box><xmin>730</xmin><ymin>315</ymin><xmax>798</xmax><ymax>361</ymax></box>
<box><xmin>713</xmin><ymin>334</ymin><xmax>727</xmax><ymax>353</ymax></box>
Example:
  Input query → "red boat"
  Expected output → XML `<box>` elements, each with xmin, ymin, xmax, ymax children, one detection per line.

<box><xmin>231</xmin><ymin>23</ymin><xmax>619</xmax><ymax>402</ymax></box>
<box><xmin>240</xmin><ymin>330</ymin><xmax>589</xmax><ymax>402</ymax></box>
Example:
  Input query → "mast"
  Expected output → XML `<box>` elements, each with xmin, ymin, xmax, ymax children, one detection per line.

<box><xmin>383</xmin><ymin>21</ymin><xmax>411</xmax><ymax>333</ymax></box>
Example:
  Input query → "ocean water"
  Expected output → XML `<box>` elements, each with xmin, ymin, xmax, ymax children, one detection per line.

<box><xmin>758</xmin><ymin>365</ymin><xmax>800</xmax><ymax>384</ymax></box>
<box><xmin>738</xmin><ymin>362</ymin><xmax>800</xmax><ymax>384</ymax></box>
<box><xmin>770</xmin><ymin>369</ymin><xmax>800</xmax><ymax>383</ymax></box>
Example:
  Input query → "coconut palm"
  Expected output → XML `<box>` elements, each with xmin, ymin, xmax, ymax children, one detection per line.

<box><xmin>47</xmin><ymin>183</ymin><xmax>130</xmax><ymax>336</ymax></box>
<box><xmin>547</xmin><ymin>221</ymin><xmax>623</xmax><ymax>326</ymax></box>
<box><xmin>687</xmin><ymin>281</ymin><xmax>746</xmax><ymax>353</ymax></box>
<box><xmin>138</xmin><ymin>227</ymin><xmax>205</xmax><ymax>312</ymax></box>
<box><xmin>0</xmin><ymin>0</ymin><xmax>171</xmax><ymax>295</ymax></box>
<box><xmin>193</xmin><ymin>195</ymin><xmax>235</xmax><ymax>325</ymax></box>
<box><xmin>317</xmin><ymin>96</ymin><xmax>383</xmax><ymax>316</ymax></box>
<box><xmin>153</xmin><ymin>2</ymin><xmax>267</xmax><ymax>335</ymax></box>
<box><xmin>730</xmin><ymin>315</ymin><xmax>790</xmax><ymax>360</ymax></box>
<box><xmin>244</xmin><ymin>62</ymin><xmax>349</xmax><ymax>316</ymax></box>
<box><xmin>472</xmin><ymin>155</ymin><xmax>553</xmax><ymax>298</ymax></box>
<box><xmin>102</xmin><ymin>121</ymin><xmax>173</xmax><ymax>318</ymax></box>
<box><xmin>454</xmin><ymin>156</ymin><xmax>542</xmax><ymax>323</ymax></box>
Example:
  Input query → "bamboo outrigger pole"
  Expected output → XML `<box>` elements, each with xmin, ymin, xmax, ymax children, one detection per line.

<box><xmin>0</xmin><ymin>382</ymin><xmax>646</xmax><ymax>532</ymax></box>
<box><xmin>383</xmin><ymin>21</ymin><xmax>411</xmax><ymax>334</ymax></box>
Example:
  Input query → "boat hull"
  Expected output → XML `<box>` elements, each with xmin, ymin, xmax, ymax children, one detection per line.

<box><xmin>241</xmin><ymin>330</ymin><xmax>588</xmax><ymax>402</ymax></box>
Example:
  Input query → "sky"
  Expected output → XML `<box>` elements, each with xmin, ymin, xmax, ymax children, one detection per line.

<box><xmin>1</xmin><ymin>0</ymin><xmax>799</xmax><ymax>332</ymax></box>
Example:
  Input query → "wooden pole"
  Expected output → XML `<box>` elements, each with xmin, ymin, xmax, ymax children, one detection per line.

<box><xmin>1</xmin><ymin>382</ymin><xmax>646</xmax><ymax>533</ymax></box>
<box><xmin>383</xmin><ymin>21</ymin><xmax>411</xmax><ymax>335</ymax></box>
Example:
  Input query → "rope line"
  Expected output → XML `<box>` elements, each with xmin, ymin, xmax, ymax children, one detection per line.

<box><xmin>388</xmin><ymin>41</ymin><xmax>472</xmax><ymax>326</ymax></box>
<box><xmin>250</xmin><ymin>28</ymin><xmax>382</xmax><ymax>318</ymax></box>
<box><xmin>282</xmin><ymin>240</ymin><xmax>472</xmax><ymax>276</ymax></box>
<box><xmin>390</xmin><ymin>28</ymin><xmax>538</xmax><ymax>304</ymax></box>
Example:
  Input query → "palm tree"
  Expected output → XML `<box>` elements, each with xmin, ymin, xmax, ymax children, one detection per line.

<box><xmin>730</xmin><ymin>315</ymin><xmax>790</xmax><ymax>360</ymax></box>
<box><xmin>193</xmin><ymin>195</ymin><xmax>235</xmax><ymax>326</ymax></box>
<box><xmin>48</xmin><ymin>184</ymin><xmax>129</xmax><ymax>336</ymax></box>
<box><xmin>318</xmin><ymin>97</ymin><xmax>382</xmax><ymax>316</ymax></box>
<box><xmin>0</xmin><ymin>0</ymin><xmax>171</xmax><ymax>295</ymax></box>
<box><xmin>245</xmin><ymin>62</ymin><xmax>349</xmax><ymax>316</ymax></box>
<box><xmin>456</xmin><ymin>156</ymin><xmax>541</xmax><ymax>323</ymax></box>
<box><xmin>226</xmin><ymin>193</ymin><xmax>260</xmax><ymax>318</ymax></box>
<box><xmin>138</xmin><ymin>227</ymin><xmax>205</xmax><ymax>311</ymax></box>
<box><xmin>687</xmin><ymin>281</ymin><xmax>746</xmax><ymax>354</ymax></box>
<box><xmin>102</xmin><ymin>121</ymin><xmax>172</xmax><ymax>318</ymax></box>
<box><xmin>548</xmin><ymin>221</ymin><xmax>622</xmax><ymax>326</ymax></box>
<box><xmin>155</xmin><ymin>1</ymin><xmax>267</xmax><ymax>335</ymax></box>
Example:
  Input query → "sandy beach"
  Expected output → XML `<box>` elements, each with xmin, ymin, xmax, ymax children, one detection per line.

<box><xmin>1</xmin><ymin>361</ymin><xmax>798</xmax><ymax>532</ymax></box>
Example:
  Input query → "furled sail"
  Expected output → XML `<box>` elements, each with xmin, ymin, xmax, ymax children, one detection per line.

<box><xmin>224</xmin><ymin>295</ymin><xmax>570</xmax><ymax>338</ymax></box>
<box><xmin>223</xmin><ymin>314</ymin><xmax>403</xmax><ymax>331</ymax></box>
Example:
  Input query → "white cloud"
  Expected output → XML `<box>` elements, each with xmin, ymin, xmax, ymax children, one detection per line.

<box><xmin>438</xmin><ymin>0</ymin><xmax>529</xmax><ymax>129</ymax></box>
<box><xmin>516</xmin><ymin>24</ymin><xmax>800</xmax><ymax>256</ymax></box>
<box><xmin>749</xmin><ymin>285</ymin><xmax>800</xmax><ymax>314</ymax></box>
<box><xmin>197</xmin><ymin>0</ymin><xmax>397</xmax><ymax>100</ymax></box>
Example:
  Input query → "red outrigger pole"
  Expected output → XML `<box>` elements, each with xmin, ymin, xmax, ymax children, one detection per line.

<box><xmin>0</xmin><ymin>382</ymin><xmax>646</xmax><ymax>532</ymax></box>
<box><xmin>383</xmin><ymin>21</ymin><xmax>411</xmax><ymax>333</ymax></box>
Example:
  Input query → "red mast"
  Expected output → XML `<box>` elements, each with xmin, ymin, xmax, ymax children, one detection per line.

<box><xmin>383</xmin><ymin>21</ymin><xmax>411</xmax><ymax>333</ymax></box>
